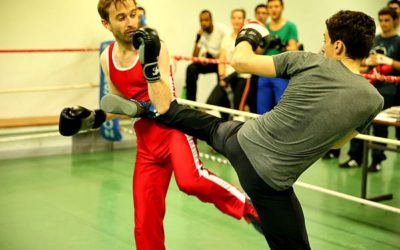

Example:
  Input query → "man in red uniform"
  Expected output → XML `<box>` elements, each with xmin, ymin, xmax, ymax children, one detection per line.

<box><xmin>58</xmin><ymin>0</ymin><xmax>260</xmax><ymax>249</ymax></box>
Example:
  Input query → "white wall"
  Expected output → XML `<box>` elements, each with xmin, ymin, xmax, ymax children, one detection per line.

<box><xmin>0</xmin><ymin>0</ymin><xmax>386</xmax><ymax>118</ymax></box>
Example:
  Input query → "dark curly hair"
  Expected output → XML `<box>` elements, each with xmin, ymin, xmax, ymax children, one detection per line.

<box><xmin>325</xmin><ymin>10</ymin><xmax>375</xmax><ymax>59</ymax></box>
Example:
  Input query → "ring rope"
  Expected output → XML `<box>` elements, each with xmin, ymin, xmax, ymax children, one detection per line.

<box><xmin>0</xmin><ymin>48</ymin><xmax>99</xmax><ymax>53</ymax></box>
<box><xmin>363</xmin><ymin>74</ymin><xmax>400</xmax><ymax>84</ymax></box>
<box><xmin>2</xmin><ymin>129</ymin><xmax>399</xmax><ymax>213</ymax></box>
<box><xmin>172</xmin><ymin>55</ymin><xmax>230</xmax><ymax>65</ymax></box>
<box><xmin>0</xmin><ymin>73</ymin><xmax>397</xmax><ymax>95</ymax></box>
<box><xmin>0</xmin><ymin>132</ymin><xmax>61</xmax><ymax>143</ymax></box>
<box><xmin>176</xmin><ymin>98</ymin><xmax>400</xmax><ymax>147</ymax></box>
<box><xmin>0</xmin><ymin>46</ymin><xmax>398</xmax><ymax>82</ymax></box>
<box><xmin>119</xmin><ymin>116</ymin><xmax>400</xmax><ymax>214</ymax></box>
<box><xmin>295</xmin><ymin>181</ymin><xmax>400</xmax><ymax>213</ymax></box>
<box><xmin>2</xmin><ymin>113</ymin><xmax>399</xmax><ymax>213</ymax></box>
<box><xmin>0</xmin><ymin>83</ymin><xmax>99</xmax><ymax>94</ymax></box>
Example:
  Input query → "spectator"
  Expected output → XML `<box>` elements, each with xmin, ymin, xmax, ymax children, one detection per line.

<box><xmin>185</xmin><ymin>10</ymin><xmax>226</xmax><ymax>101</ymax></box>
<box><xmin>255</xmin><ymin>4</ymin><xmax>268</xmax><ymax>24</ymax></box>
<box><xmin>206</xmin><ymin>9</ymin><xmax>249</xmax><ymax>119</ymax></box>
<box><xmin>246</xmin><ymin>3</ymin><xmax>269</xmax><ymax>113</ymax></box>
<box><xmin>388</xmin><ymin>0</ymin><xmax>400</xmax><ymax>142</ymax></box>
<box><xmin>340</xmin><ymin>7</ymin><xmax>400</xmax><ymax>172</ymax></box>
<box><xmin>388</xmin><ymin>0</ymin><xmax>400</xmax><ymax>19</ymax></box>
<box><xmin>137</xmin><ymin>6</ymin><xmax>146</xmax><ymax>28</ymax></box>
<box><xmin>256</xmin><ymin>0</ymin><xmax>299</xmax><ymax>114</ymax></box>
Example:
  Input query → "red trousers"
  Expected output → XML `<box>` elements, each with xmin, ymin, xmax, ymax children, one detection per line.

<box><xmin>133</xmin><ymin>118</ymin><xmax>246</xmax><ymax>250</ymax></box>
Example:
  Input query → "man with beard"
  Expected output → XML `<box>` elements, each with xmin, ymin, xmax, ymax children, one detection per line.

<box><xmin>59</xmin><ymin>1</ymin><xmax>261</xmax><ymax>249</ymax></box>
<box><xmin>185</xmin><ymin>10</ymin><xmax>226</xmax><ymax>101</ymax></box>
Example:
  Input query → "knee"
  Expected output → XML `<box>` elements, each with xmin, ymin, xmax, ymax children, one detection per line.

<box><xmin>175</xmin><ymin>170</ymin><xmax>210</xmax><ymax>195</ymax></box>
<box><xmin>176</xmin><ymin>179</ymin><xmax>200</xmax><ymax>195</ymax></box>
<box><xmin>187</xmin><ymin>63</ymin><xmax>199</xmax><ymax>75</ymax></box>
<box><xmin>212</xmin><ymin>121</ymin><xmax>243</xmax><ymax>153</ymax></box>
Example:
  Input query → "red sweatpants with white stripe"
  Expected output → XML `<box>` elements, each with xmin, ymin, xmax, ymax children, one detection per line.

<box><xmin>133</xmin><ymin>118</ymin><xmax>246</xmax><ymax>250</ymax></box>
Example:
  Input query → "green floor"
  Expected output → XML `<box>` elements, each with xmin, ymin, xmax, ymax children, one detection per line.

<box><xmin>0</xmin><ymin>142</ymin><xmax>399</xmax><ymax>250</ymax></box>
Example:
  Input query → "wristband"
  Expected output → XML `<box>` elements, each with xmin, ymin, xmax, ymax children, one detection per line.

<box><xmin>143</xmin><ymin>62</ymin><xmax>161</xmax><ymax>83</ymax></box>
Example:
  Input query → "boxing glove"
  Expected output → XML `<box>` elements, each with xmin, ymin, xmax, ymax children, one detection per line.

<box><xmin>266</xmin><ymin>35</ymin><xmax>284</xmax><ymax>51</ymax></box>
<box><xmin>377</xmin><ymin>54</ymin><xmax>393</xmax><ymax>65</ymax></box>
<box><xmin>235</xmin><ymin>20</ymin><xmax>270</xmax><ymax>51</ymax></box>
<box><xmin>59</xmin><ymin>106</ymin><xmax>106</xmax><ymax>136</ymax></box>
<box><xmin>132</xmin><ymin>28</ymin><xmax>161</xmax><ymax>83</ymax></box>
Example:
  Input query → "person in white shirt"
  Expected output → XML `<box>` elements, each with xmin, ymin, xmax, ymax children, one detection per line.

<box><xmin>185</xmin><ymin>10</ymin><xmax>226</xmax><ymax>101</ymax></box>
<box><xmin>206</xmin><ymin>9</ymin><xmax>250</xmax><ymax>119</ymax></box>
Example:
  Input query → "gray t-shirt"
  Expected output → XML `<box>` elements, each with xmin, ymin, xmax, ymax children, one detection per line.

<box><xmin>237</xmin><ymin>52</ymin><xmax>384</xmax><ymax>191</ymax></box>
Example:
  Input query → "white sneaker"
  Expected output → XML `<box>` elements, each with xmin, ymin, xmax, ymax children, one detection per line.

<box><xmin>339</xmin><ymin>159</ymin><xmax>360</xmax><ymax>168</ymax></box>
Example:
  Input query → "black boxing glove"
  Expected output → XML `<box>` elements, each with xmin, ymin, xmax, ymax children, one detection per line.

<box><xmin>132</xmin><ymin>27</ymin><xmax>161</xmax><ymax>83</ymax></box>
<box><xmin>235</xmin><ymin>20</ymin><xmax>270</xmax><ymax>51</ymax></box>
<box><xmin>59</xmin><ymin>106</ymin><xmax>106</xmax><ymax>136</ymax></box>
<box><xmin>266</xmin><ymin>35</ymin><xmax>284</xmax><ymax>51</ymax></box>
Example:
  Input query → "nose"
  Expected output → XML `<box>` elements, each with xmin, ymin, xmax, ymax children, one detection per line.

<box><xmin>127</xmin><ymin>15</ymin><xmax>136</xmax><ymax>27</ymax></box>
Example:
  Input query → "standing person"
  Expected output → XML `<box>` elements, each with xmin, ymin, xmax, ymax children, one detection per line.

<box><xmin>103</xmin><ymin>10</ymin><xmax>382</xmax><ymax>249</ymax></box>
<box><xmin>206</xmin><ymin>9</ymin><xmax>249</xmax><ymax>119</ymax></box>
<box><xmin>340</xmin><ymin>7</ymin><xmax>400</xmax><ymax>172</ymax></box>
<box><xmin>247</xmin><ymin>3</ymin><xmax>269</xmax><ymax>113</ymax></box>
<box><xmin>185</xmin><ymin>10</ymin><xmax>226</xmax><ymax>101</ymax></box>
<box><xmin>60</xmin><ymin>1</ymin><xmax>261</xmax><ymax>250</ymax></box>
<box><xmin>255</xmin><ymin>4</ymin><xmax>268</xmax><ymax>25</ymax></box>
<box><xmin>387</xmin><ymin>0</ymin><xmax>400</xmax><ymax>143</ymax></box>
<box><xmin>137</xmin><ymin>6</ymin><xmax>146</xmax><ymax>27</ymax></box>
<box><xmin>256</xmin><ymin>0</ymin><xmax>298</xmax><ymax>114</ymax></box>
<box><xmin>388</xmin><ymin>0</ymin><xmax>400</xmax><ymax>32</ymax></box>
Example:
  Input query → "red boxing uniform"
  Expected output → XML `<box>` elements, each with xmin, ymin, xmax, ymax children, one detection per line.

<box><xmin>107</xmin><ymin>43</ymin><xmax>247</xmax><ymax>250</ymax></box>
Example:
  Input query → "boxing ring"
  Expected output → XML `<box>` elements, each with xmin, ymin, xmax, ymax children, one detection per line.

<box><xmin>1</xmin><ymin>47</ymin><xmax>400</xmax><ymax>217</ymax></box>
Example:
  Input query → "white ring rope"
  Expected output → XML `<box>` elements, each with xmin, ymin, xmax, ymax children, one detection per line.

<box><xmin>200</xmin><ymin>151</ymin><xmax>400</xmax><ymax>214</ymax></box>
<box><xmin>119</xmin><ymin>117</ymin><xmax>400</xmax><ymax>214</ymax></box>
<box><xmin>356</xmin><ymin>134</ymin><xmax>400</xmax><ymax>146</ymax></box>
<box><xmin>1</xmin><ymin>100</ymin><xmax>399</xmax><ymax>213</ymax></box>
<box><xmin>294</xmin><ymin>182</ymin><xmax>400</xmax><ymax>214</ymax></box>
<box><xmin>176</xmin><ymin>98</ymin><xmax>400</xmax><ymax>146</ymax></box>
<box><xmin>177</xmin><ymin>98</ymin><xmax>259</xmax><ymax>118</ymax></box>
<box><xmin>0</xmin><ymin>83</ymin><xmax>99</xmax><ymax>94</ymax></box>
<box><xmin>0</xmin><ymin>132</ymin><xmax>61</xmax><ymax>143</ymax></box>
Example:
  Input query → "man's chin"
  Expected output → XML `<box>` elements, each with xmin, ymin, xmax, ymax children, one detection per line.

<box><xmin>123</xmin><ymin>36</ymin><xmax>133</xmax><ymax>44</ymax></box>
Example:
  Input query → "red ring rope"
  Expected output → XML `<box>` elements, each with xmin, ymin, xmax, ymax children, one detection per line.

<box><xmin>0</xmin><ymin>48</ymin><xmax>99</xmax><ymax>53</ymax></box>
<box><xmin>172</xmin><ymin>55</ymin><xmax>230</xmax><ymax>65</ymax></box>
<box><xmin>1</xmin><ymin>47</ymin><xmax>399</xmax><ymax>83</ymax></box>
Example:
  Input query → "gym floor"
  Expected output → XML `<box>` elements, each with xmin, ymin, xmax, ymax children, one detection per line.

<box><xmin>0</xmin><ymin>140</ymin><xmax>399</xmax><ymax>250</ymax></box>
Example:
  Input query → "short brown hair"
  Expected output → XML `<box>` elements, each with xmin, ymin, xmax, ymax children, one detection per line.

<box><xmin>97</xmin><ymin>0</ymin><xmax>137</xmax><ymax>21</ymax></box>
<box><xmin>326</xmin><ymin>10</ymin><xmax>375</xmax><ymax>59</ymax></box>
<box><xmin>379</xmin><ymin>7</ymin><xmax>398</xmax><ymax>20</ymax></box>
<box><xmin>231</xmin><ymin>9</ymin><xmax>246</xmax><ymax>19</ymax></box>
<box><xmin>255</xmin><ymin>4</ymin><xmax>267</xmax><ymax>12</ymax></box>
<box><xmin>267</xmin><ymin>0</ymin><xmax>284</xmax><ymax>6</ymax></box>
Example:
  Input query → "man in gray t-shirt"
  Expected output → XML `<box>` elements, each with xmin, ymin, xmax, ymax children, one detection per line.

<box><xmin>103</xmin><ymin>10</ymin><xmax>383</xmax><ymax>250</ymax></box>
<box><xmin>238</xmin><ymin>51</ymin><xmax>383</xmax><ymax>191</ymax></box>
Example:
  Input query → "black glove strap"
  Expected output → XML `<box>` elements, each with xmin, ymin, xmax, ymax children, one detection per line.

<box><xmin>143</xmin><ymin>62</ymin><xmax>161</xmax><ymax>83</ymax></box>
<box><xmin>235</xmin><ymin>28</ymin><xmax>262</xmax><ymax>51</ymax></box>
